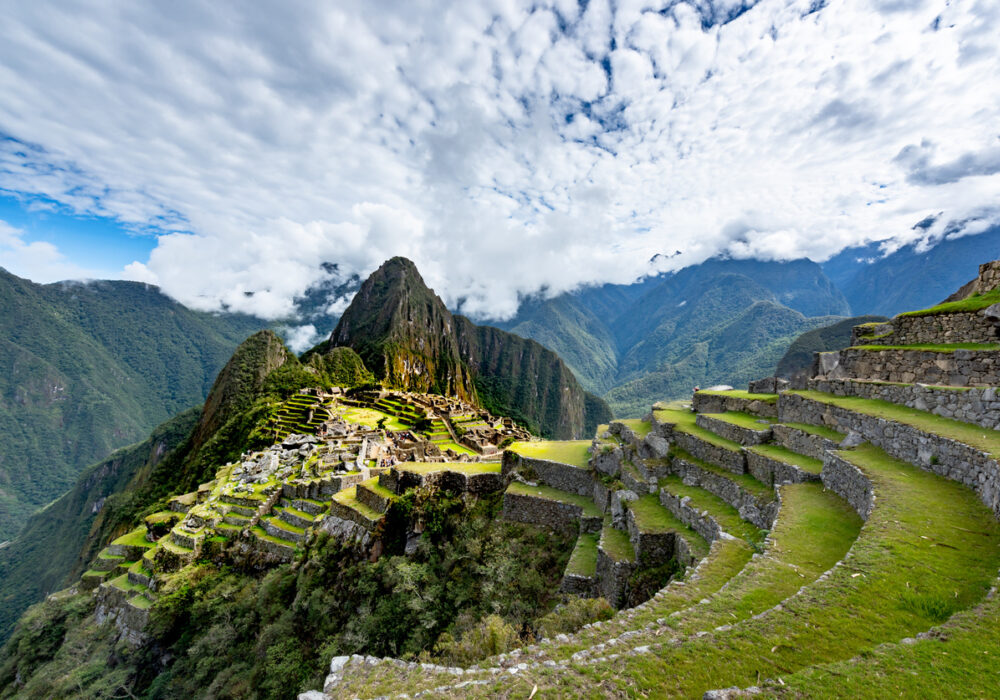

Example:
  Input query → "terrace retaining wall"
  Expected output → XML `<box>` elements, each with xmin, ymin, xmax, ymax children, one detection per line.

<box><xmin>852</xmin><ymin>313</ymin><xmax>998</xmax><ymax>346</ymax></box>
<box><xmin>658</xmin><ymin>489</ymin><xmax>722</xmax><ymax>542</ymax></box>
<box><xmin>746</xmin><ymin>449</ymin><xmax>820</xmax><ymax>487</ymax></box>
<box><xmin>670</xmin><ymin>457</ymin><xmax>778</xmax><ymax>530</ymax></box>
<box><xmin>821</xmin><ymin>451</ymin><xmax>874</xmax><ymax>520</ymax></box>
<box><xmin>692</xmin><ymin>392</ymin><xmax>779</xmax><ymax>418</ymax></box>
<box><xmin>816</xmin><ymin>347</ymin><xmax>1000</xmax><ymax>387</ymax></box>
<box><xmin>502</xmin><ymin>451</ymin><xmax>594</xmax><ymax>496</ymax></box>
<box><xmin>771</xmin><ymin>424</ymin><xmax>841</xmax><ymax>460</ymax></box>
<box><xmin>501</xmin><ymin>490</ymin><xmax>601</xmax><ymax>534</ymax></box>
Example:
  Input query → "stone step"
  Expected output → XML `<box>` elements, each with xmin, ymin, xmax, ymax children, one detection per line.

<box><xmin>691</xmin><ymin>390</ymin><xmax>779</xmax><ymax>418</ymax></box>
<box><xmin>329</xmin><ymin>486</ymin><xmax>384</xmax><ymax>531</ymax></box>
<box><xmin>501</xmin><ymin>481</ymin><xmax>602</xmax><ymax>534</ymax></box>
<box><xmin>780</xmin><ymin>390</ymin><xmax>1000</xmax><ymax>518</ymax></box>
<box><xmin>625</xmin><ymin>494</ymin><xmax>708</xmax><ymax>567</ymax></box>
<box><xmin>669</xmin><ymin>449</ymin><xmax>778</xmax><ymax>530</ymax></box>
<box><xmin>817</xmin><ymin>343</ymin><xmax>1000</xmax><ymax>387</ymax></box>
<box><xmin>657</xmin><ymin>475</ymin><xmax>766</xmax><ymax>546</ymax></box>
<box><xmin>807</xmin><ymin>377</ymin><xmax>999</xmax><ymax>431</ymax></box>
<box><xmin>695</xmin><ymin>412</ymin><xmax>773</xmax><ymax>446</ymax></box>
<box><xmin>355</xmin><ymin>478</ymin><xmax>396</xmax><ymax>515</ymax></box>
<box><xmin>559</xmin><ymin>532</ymin><xmax>599</xmax><ymax>596</ymax></box>
<box><xmin>275</xmin><ymin>505</ymin><xmax>316</xmax><ymax>530</ymax></box>
<box><xmin>745</xmin><ymin>444</ymin><xmax>823</xmax><ymax>486</ymax></box>
<box><xmin>771</xmin><ymin>422</ymin><xmax>844</xmax><ymax>460</ymax></box>
<box><xmin>260</xmin><ymin>515</ymin><xmax>307</xmax><ymax>544</ymax></box>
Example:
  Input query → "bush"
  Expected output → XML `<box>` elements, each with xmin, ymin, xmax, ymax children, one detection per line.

<box><xmin>434</xmin><ymin>614</ymin><xmax>521</xmax><ymax>665</ymax></box>
<box><xmin>534</xmin><ymin>596</ymin><xmax>614</xmax><ymax>639</ymax></box>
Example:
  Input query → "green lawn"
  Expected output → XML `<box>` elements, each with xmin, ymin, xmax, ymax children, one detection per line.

<box><xmin>701</xmin><ymin>411</ymin><xmax>774</xmax><ymax>430</ymax></box>
<box><xmin>331</xmin><ymin>486</ymin><xmax>383</xmax><ymax>522</ymax></box>
<box><xmin>630</xmin><ymin>494</ymin><xmax>709</xmax><ymax>557</ymax></box>
<box><xmin>599</xmin><ymin>522</ymin><xmax>634</xmax><ymax>562</ymax></box>
<box><xmin>655</xmin><ymin>408</ymin><xmax>744</xmax><ymax>452</ymax></box>
<box><xmin>615</xmin><ymin>418</ymin><xmax>652</xmax><ymax>438</ymax></box>
<box><xmin>341</xmin><ymin>407</ymin><xmax>410</xmax><ymax>431</ymax></box>
<box><xmin>849</xmin><ymin>342</ymin><xmax>1000</xmax><ymax>353</ymax></box>
<box><xmin>111</xmin><ymin>526</ymin><xmax>155</xmax><ymax>549</ymax></box>
<box><xmin>790</xmin><ymin>390</ymin><xmax>1000</xmax><ymax>460</ymax></box>
<box><xmin>897</xmin><ymin>287</ymin><xmax>1000</xmax><ymax>317</ymax></box>
<box><xmin>672</xmin><ymin>447</ymin><xmax>775</xmax><ymax>501</ymax></box>
<box><xmin>778</xmin><ymin>421</ymin><xmax>846</xmax><ymax>442</ymax></box>
<box><xmin>696</xmin><ymin>390</ymin><xmax>778</xmax><ymax>403</ymax></box>
<box><xmin>396</xmin><ymin>462</ymin><xmax>501</xmax><ymax>475</ymax></box>
<box><xmin>565</xmin><ymin>533</ymin><xmax>599</xmax><ymax>577</ymax></box>
<box><xmin>658</xmin><ymin>475</ymin><xmax>766</xmax><ymax>545</ymax></box>
<box><xmin>506</xmin><ymin>481</ymin><xmax>601</xmax><ymax>517</ymax></box>
<box><xmin>509</xmin><ymin>440</ymin><xmax>592</xmax><ymax>468</ymax></box>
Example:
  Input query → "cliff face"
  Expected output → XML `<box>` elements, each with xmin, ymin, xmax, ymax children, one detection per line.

<box><xmin>331</xmin><ymin>258</ymin><xmax>610</xmax><ymax>438</ymax></box>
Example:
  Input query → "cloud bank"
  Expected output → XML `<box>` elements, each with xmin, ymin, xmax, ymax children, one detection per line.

<box><xmin>0</xmin><ymin>0</ymin><xmax>998</xmax><ymax>320</ymax></box>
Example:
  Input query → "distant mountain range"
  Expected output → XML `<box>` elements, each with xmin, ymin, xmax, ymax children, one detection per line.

<box><xmin>0</xmin><ymin>269</ymin><xmax>265</xmax><ymax>541</ymax></box>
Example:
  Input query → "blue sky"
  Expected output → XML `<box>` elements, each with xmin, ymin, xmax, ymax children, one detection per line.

<box><xmin>0</xmin><ymin>0</ymin><xmax>998</xmax><ymax>322</ymax></box>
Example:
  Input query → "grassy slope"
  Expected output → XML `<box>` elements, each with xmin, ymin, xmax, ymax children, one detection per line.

<box><xmin>509</xmin><ymin>440</ymin><xmax>592</xmax><ymax>468</ymax></box>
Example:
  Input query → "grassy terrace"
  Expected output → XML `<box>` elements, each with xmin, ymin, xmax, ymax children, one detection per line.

<box><xmin>696</xmin><ymin>389</ymin><xmax>778</xmax><ymax>403</ymax></box>
<box><xmin>508</xmin><ymin>440</ymin><xmax>592</xmax><ymax>468</ymax></box>
<box><xmin>701</xmin><ymin>410</ymin><xmax>774</xmax><ymax>430</ymax></box>
<box><xmin>479</xmin><ymin>444</ymin><xmax>1000</xmax><ymax>697</ymax></box>
<box><xmin>358</xmin><ymin>476</ymin><xmax>395</xmax><ymax>501</ymax></box>
<box><xmin>250</xmin><ymin>525</ymin><xmax>297</xmax><ymax>549</ymax></box>
<box><xmin>396</xmin><ymin>462</ymin><xmax>501</xmax><ymax>475</ymax></box>
<box><xmin>672</xmin><ymin>447</ymin><xmax>775</xmax><ymax>501</ymax></box>
<box><xmin>111</xmin><ymin>526</ymin><xmax>155</xmax><ymax>549</ymax></box>
<box><xmin>898</xmin><ymin>287</ymin><xmax>1000</xmax><ymax>317</ymax></box>
<box><xmin>506</xmin><ymin>481</ymin><xmax>601</xmax><ymax>517</ymax></box>
<box><xmin>436</xmin><ymin>440</ymin><xmax>476</xmax><ymax>455</ymax></box>
<box><xmin>340</xmin><ymin>406</ymin><xmax>410</xmax><ymax>431</ymax></box>
<box><xmin>849</xmin><ymin>342</ymin><xmax>1000</xmax><ymax>352</ymax></box>
<box><xmin>615</xmin><ymin>418</ymin><xmax>652</xmax><ymax>438</ymax></box>
<box><xmin>778</xmin><ymin>420</ymin><xmax>846</xmax><ymax>442</ymax></box>
<box><xmin>599</xmin><ymin>522</ymin><xmax>634</xmax><ymax>562</ymax></box>
<box><xmin>331</xmin><ymin>486</ymin><xmax>383</xmax><ymax>522</ymax></box>
<box><xmin>262</xmin><ymin>515</ymin><xmax>305</xmax><ymax>536</ymax></box>
<box><xmin>658</xmin><ymin>475</ymin><xmax>766</xmax><ymax>545</ymax></box>
<box><xmin>630</xmin><ymin>495</ymin><xmax>709</xmax><ymax>558</ymax></box>
<box><xmin>654</xmin><ymin>408</ymin><xmax>743</xmax><ymax>452</ymax></box>
<box><xmin>565</xmin><ymin>533</ymin><xmax>599</xmax><ymax>577</ymax></box>
<box><xmin>789</xmin><ymin>390</ymin><xmax>1000</xmax><ymax>460</ymax></box>
<box><xmin>747</xmin><ymin>443</ymin><xmax>824</xmax><ymax>474</ymax></box>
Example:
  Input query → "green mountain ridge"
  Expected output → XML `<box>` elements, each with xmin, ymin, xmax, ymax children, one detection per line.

<box><xmin>0</xmin><ymin>268</ymin><xmax>266</xmax><ymax>540</ymax></box>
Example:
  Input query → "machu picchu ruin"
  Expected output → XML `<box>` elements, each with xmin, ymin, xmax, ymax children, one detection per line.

<box><xmin>6</xmin><ymin>259</ymin><xmax>1000</xmax><ymax>700</ymax></box>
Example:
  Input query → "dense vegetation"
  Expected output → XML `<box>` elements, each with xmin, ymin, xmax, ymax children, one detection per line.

<box><xmin>0</xmin><ymin>268</ymin><xmax>264</xmax><ymax>540</ymax></box>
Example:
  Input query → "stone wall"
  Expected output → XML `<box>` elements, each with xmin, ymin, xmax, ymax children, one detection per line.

<box><xmin>771</xmin><ymin>423</ymin><xmax>840</xmax><ymax>460</ymax></box>
<box><xmin>625</xmin><ymin>509</ymin><xmax>676</xmax><ymax>563</ymax></box>
<box><xmin>671</xmin><ymin>457</ymin><xmax>778</xmax><ymax>529</ymax></box>
<box><xmin>851</xmin><ymin>313</ymin><xmax>998</xmax><ymax>346</ymax></box>
<box><xmin>595</xmin><ymin>547</ymin><xmax>635</xmax><ymax>608</ymax></box>
<box><xmin>807</xmin><ymin>378</ymin><xmax>1000</xmax><ymax>431</ymax></box>
<box><xmin>978</xmin><ymin>260</ymin><xmax>1000</xmax><ymax>292</ymax></box>
<box><xmin>746</xmin><ymin>449</ymin><xmax>820</xmax><ymax>487</ymax></box>
<box><xmin>673</xmin><ymin>432</ymin><xmax>746</xmax><ymax>474</ymax></box>
<box><xmin>502</xmin><ymin>451</ymin><xmax>595</xmax><ymax>496</ymax></box>
<box><xmin>696</xmin><ymin>414</ymin><xmax>772</xmax><ymax>445</ymax></box>
<box><xmin>817</xmin><ymin>346</ymin><xmax>1000</xmax><ymax>386</ymax></box>
<box><xmin>692</xmin><ymin>392</ymin><xmax>779</xmax><ymax>418</ymax></box>
<box><xmin>821</xmin><ymin>451</ymin><xmax>874</xmax><ymax>520</ymax></box>
<box><xmin>658</xmin><ymin>489</ymin><xmax>722</xmax><ymax>543</ymax></box>
<box><xmin>501</xmin><ymin>490</ymin><xmax>601</xmax><ymax>534</ymax></box>
<box><xmin>559</xmin><ymin>571</ymin><xmax>597</xmax><ymax>597</ymax></box>
<box><xmin>779</xmin><ymin>392</ymin><xmax>1000</xmax><ymax>518</ymax></box>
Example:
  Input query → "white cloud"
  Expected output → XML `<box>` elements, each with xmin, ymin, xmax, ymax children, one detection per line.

<box><xmin>0</xmin><ymin>0</ymin><xmax>997</xmax><ymax>321</ymax></box>
<box><xmin>0</xmin><ymin>220</ymin><xmax>108</xmax><ymax>282</ymax></box>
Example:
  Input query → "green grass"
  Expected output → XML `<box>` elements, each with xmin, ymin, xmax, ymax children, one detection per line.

<box><xmin>672</xmin><ymin>448</ymin><xmax>775</xmax><ymax>501</ymax></box>
<box><xmin>778</xmin><ymin>421</ymin><xmax>846</xmax><ymax>442</ymax></box>
<box><xmin>658</xmin><ymin>475</ymin><xmax>766</xmax><ymax>545</ymax></box>
<box><xmin>111</xmin><ymin>526</ymin><xmax>155</xmax><ymax>549</ymax></box>
<box><xmin>696</xmin><ymin>390</ymin><xmax>778</xmax><ymax>403</ymax></box>
<box><xmin>565</xmin><ymin>533</ymin><xmax>599</xmax><ymax>577</ymax></box>
<box><xmin>615</xmin><ymin>418</ymin><xmax>652</xmax><ymax>438</ymax></box>
<box><xmin>128</xmin><ymin>594</ymin><xmax>153</xmax><ymax>610</ymax></box>
<box><xmin>599</xmin><ymin>522</ymin><xmax>634</xmax><ymax>563</ymax></box>
<box><xmin>358</xmin><ymin>476</ymin><xmax>395</xmax><ymax>501</ymax></box>
<box><xmin>341</xmin><ymin>407</ymin><xmax>410</xmax><ymax>431</ymax></box>
<box><xmin>436</xmin><ymin>441</ymin><xmax>476</xmax><ymax>456</ymax></box>
<box><xmin>630</xmin><ymin>494</ymin><xmax>709</xmax><ymax>557</ymax></box>
<box><xmin>509</xmin><ymin>440</ymin><xmax>592</xmax><ymax>468</ymax></box>
<box><xmin>331</xmin><ymin>486</ymin><xmax>383</xmax><ymax>522</ymax></box>
<box><xmin>506</xmin><ymin>481</ymin><xmax>601</xmax><ymax>517</ymax></box>
<box><xmin>898</xmin><ymin>287</ymin><xmax>1000</xmax><ymax>317</ymax></box>
<box><xmin>475</xmin><ymin>444</ymin><xmax>1000</xmax><ymax>697</ymax></box>
<box><xmin>396</xmin><ymin>462</ymin><xmax>501</xmax><ymax>475</ymax></box>
<box><xmin>747</xmin><ymin>443</ymin><xmax>824</xmax><ymax>474</ymax></box>
<box><xmin>790</xmin><ymin>390</ymin><xmax>1000</xmax><ymax>460</ymax></box>
<box><xmin>700</xmin><ymin>411</ymin><xmax>774</xmax><ymax>431</ymax></box>
<box><xmin>262</xmin><ymin>516</ymin><xmax>305</xmax><ymax>536</ymax></box>
<box><xmin>249</xmin><ymin>525</ymin><xmax>297</xmax><ymax>549</ymax></box>
<box><xmin>849</xmin><ymin>342</ymin><xmax>1000</xmax><ymax>352</ymax></box>
<box><xmin>655</xmin><ymin>408</ymin><xmax>744</xmax><ymax>452</ymax></box>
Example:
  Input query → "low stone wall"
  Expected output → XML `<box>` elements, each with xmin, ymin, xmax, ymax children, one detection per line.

<box><xmin>249</xmin><ymin>532</ymin><xmax>295</xmax><ymax>560</ymax></box>
<box><xmin>692</xmin><ymin>392</ymin><xmax>779</xmax><ymax>418</ymax></box>
<box><xmin>625</xmin><ymin>509</ymin><xmax>675</xmax><ymax>563</ymax></box>
<box><xmin>595</xmin><ymin>547</ymin><xmax>636</xmax><ymax>608</ymax></box>
<box><xmin>696</xmin><ymin>414</ymin><xmax>772</xmax><ymax>445</ymax></box>
<box><xmin>559</xmin><ymin>571</ymin><xmax>597</xmax><ymax>597</ymax></box>
<box><xmin>771</xmin><ymin>423</ymin><xmax>840</xmax><ymax>460</ymax></box>
<box><xmin>355</xmin><ymin>484</ymin><xmax>392</xmax><ymax>515</ymax></box>
<box><xmin>745</xmin><ymin>449</ymin><xmax>820</xmax><ymax>487</ymax></box>
<box><xmin>852</xmin><ymin>313</ymin><xmax>998</xmax><ymax>346</ymax></box>
<box><xmin>328</xmin><ymin>500</ymin><xmax>381</xmax><ymax>530</ymax></box>
<box><xmin>381</xmin><ymin>467</ymin><xmax>503</xmax><ymax>496</ymax></box>
<box><xmin>592</xmin><ymin>481</ymin><xmax>613</xmax><ymax>512</ymax></box>
<box><xmin>673</xmin><ymin>431</ymin><xmax>746</xmax><ymax>474</ymax></box>
<box><xmin>262</xmin><ymin>518</ymin><xmax>306</xmax><ymax>543</ymax></box>
<box><xmin>821</xmin><ymin>451</ymin><xmax>874</xmax><ymax>520</ymax></box>
<box><xmin>658</xmin><ymin>489</ymin><xmax>722</xmax><ymax>542</ymax></box>
<box><xmin>502</xmin><ymin>451</ymin><xmax>594</xmax><ymax>496</ymax></box>
<box><xmin>671</xmin><ymin>457</ymin><xmax>778</xmax><ymax>530</ymax></box>
<box><xmin>501</xmin><ymin>490</ymin><xmax>600</xmax><ymax>534</ymax></box>
<box><xmin>807</xmin><ymin>378</ymin><xmax>1000</xmax><ymax>431</ymax></box>
<box><xmin>817</xmin><ymin>346</ymin><xmax>1000</xmax><ymax>386</ymax></box>
<box><xmin>779</xmin><ymin>392</ymin><xmax>1000</xmax><ymax>518</ymax></box>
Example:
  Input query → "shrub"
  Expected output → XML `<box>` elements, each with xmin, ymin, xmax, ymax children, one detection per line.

<box><xmin>534</xmin><ymin>596</ymin><xmax>614</xmax><ymax>639</ymax></box>
<box><xmin>434</xmin><ymin>614</ymin><xmax>521</xmax><ymax>665</ymax></box>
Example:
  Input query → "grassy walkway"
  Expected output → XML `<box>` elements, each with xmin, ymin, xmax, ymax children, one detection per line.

<box><xmin>475</xmin><ymin>443</ymin><xmax>1000</xmax><ymax>697</ymax></box>
<box><xmin>509</xmin><ymin>440</ymin><xmax>592</xmax><ymax>468</ymax></box>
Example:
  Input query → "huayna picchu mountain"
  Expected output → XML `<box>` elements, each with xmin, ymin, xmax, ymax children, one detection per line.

<box><xmin>328</xmin><ymin>257</ymin><xmax>611</xmax><ymax>438</ymax></box>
